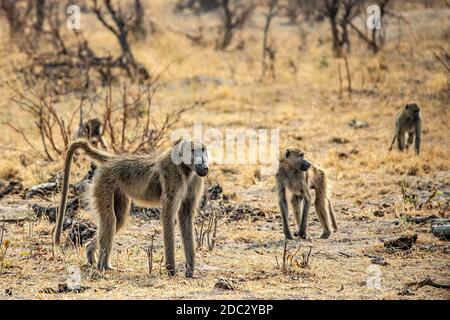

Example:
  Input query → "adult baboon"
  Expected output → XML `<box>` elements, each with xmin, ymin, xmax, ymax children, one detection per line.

<box><xmin>54</xmin><ymin>138</ymin><xmax>209</xmax><ymax>277</ymax></box>
<box><xmin>389</xmin><ymin>103</ymin><xmax>422</xmax><ymax>155</ymax></box>
<box><xmin>74</xmin><ymin>117</ymin><xmax>108</xmax><ymax>149</ymax></box>
<box><xmin>276</xmin><ymin>148</ymin><xmax>337</xmax><ymax>240</ymax></box>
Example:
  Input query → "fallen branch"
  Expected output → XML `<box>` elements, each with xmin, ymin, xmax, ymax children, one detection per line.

<box><xmin>431</xmin><ymin>224</ymin><xmax>450</xmax><ymax>240</ymax></box>
<box><xmin>407</xmin><ymin>276</ymin><xmax>450</xmax><ymax>290</ymax></box>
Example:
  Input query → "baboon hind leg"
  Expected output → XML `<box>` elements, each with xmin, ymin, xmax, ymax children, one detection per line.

<box><xmin>397</xmin><ymin>132</ymin><xmax>405</xmax><ymax>151</ymax></box>
<box><xmin>114</xmin><ymin>189</ymin><xmax>131</xmax><ymax>233</ymax></box>
<box><xmin>87</xmin><ymin>190</ymin><xmax>131</xmax><ymax>268</ymax></box>
<box><xmin>91</xmin><ymin>183</ymin><xmax>116</xmax><ymax>271</ymax></box>
<box><xmin>405</xmin><ymin>132</ymin><xmax>415</xmax><ymax>152</ymax></box>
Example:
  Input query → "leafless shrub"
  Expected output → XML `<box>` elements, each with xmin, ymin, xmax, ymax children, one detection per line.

<box><xmin>101</xmin><ymin>81</ymin><xmax>205</xmax><ymax>154</ymax></box>
<box><xmin>196</xmin><ymin>191</ymin><xmax>221</xmax><ymax>251</ymax></box>
<box><xmin>276</xmin><ymin>242</ymin><xmax>313</xmax><ymax>274</ymax></box>
<box><xmin>299</xmin><ymin>246</ymin><xmax>314</xmax><ymax>268</ymax></box>
<box><xmin>142</xmin><ymin>229</ymin><xmax>159</xmax><ymax>276</ymax></box>
<box><xmin>4</xmin><ymin>83</ymin><xmax>77</xmax><ymax>161</ymax></box>
<box><xmin>0</xmin><ymin>218</ymin><xmax>10</xmax><ymax>274</ymax></box>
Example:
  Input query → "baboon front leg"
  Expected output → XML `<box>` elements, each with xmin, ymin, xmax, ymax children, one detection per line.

<box><xmin>299</xmin><ymin>193</ymin><xmax>311</xmax><ymax>239</ymax></box>
<box><xmin>162</xmin><ymin>196</ymin><xmax>181</xmax><ymax>276</ymax></box>
<box><xmin>178</xmin><ymin>199</ymin><xmax>196</xmax><ymax>278</ymax></box>
<box><xmin>397</xmin><ymin>131</ymin><xmax>405</xmax><ymax>151</ymax></box>
<box><xmin>277</xmin><ymin>183</ymin><xmax>293</xmax><ymax>240</ymax></box>
<box><xmin>290</xmin><ymin>194</ymin><xmax>303</xmax><ymax>238</ymax></box>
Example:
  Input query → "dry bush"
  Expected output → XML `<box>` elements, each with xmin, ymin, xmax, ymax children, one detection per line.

<box><xmin>4</xmin><ymin>78</ymin><xmax>202</xmax><ymax>160</ymax></box>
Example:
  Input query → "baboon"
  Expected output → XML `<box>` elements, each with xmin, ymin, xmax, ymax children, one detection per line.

<box><xmin>54</xmin><ymin>138</ymin><xmax>209</xmax><ymax>277</ymax></box>
<box><xmin>74</xmin><ymin>117</ymin><xmax>108</xmax><ymax>149</ymax></box>
<box><xmin>276</xmin><ymin>148</ymin><xmax>338</xmax><ymax>240</ymax></box>
<box><xmin>389</xmin><ymin>103</ymin><xmax>421</xmax><ymax>155</ymax></box>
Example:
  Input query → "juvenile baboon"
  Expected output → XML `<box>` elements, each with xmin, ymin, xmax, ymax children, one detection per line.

<box><xmin>54</xmin><ymin>138</ymin><xmax>209</xmax><ymax>277</ymax></box>
<box><xmin>74</xmin><ymin>117</ymin><xmax>108</xmax><ymax>149</ymax></box>
<box><xmin>389</xmin><ymin>103</ymin><xmax>422</xmax><ymax>155</ymax></box>
<box><xmin>276</xmin><ymin>148</ymin><xmax>338</xmax><ymax>240</ymax></box>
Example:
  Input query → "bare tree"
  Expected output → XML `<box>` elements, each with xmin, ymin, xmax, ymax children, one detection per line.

<box><xmin>34</xmin><ymin>0</ymin><xmax>46</xmax><ymax>31</ymax></box>
<box><xmin>261</xmin><ymin>0</ymin><xmax>280</xmax><ymax>80</ymax></box>
<box><xmin>216</xmin><ymin>0</ymin><xmax>255</xmax><ymax>50</ymax></box>
<box><xmin>11</xmin><ymin>0</ymin><xmax>150</xmax><ymax>92</ymax></box>
<box><xmin>92</xmin><ymin>0</ymin><xmax>149</xmax><ymax>79</ymax></box>
<box><xmin>0</xmin><ymin>0</ymin><xmax>33</xmax><ymax>37</ymax></box>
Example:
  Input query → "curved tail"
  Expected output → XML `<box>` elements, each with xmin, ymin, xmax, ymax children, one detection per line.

<box><xmin>312</xmin><ymin>166</ymin><xmax>338</xmax><ymax>233</ymax></box>
<box><xmin>53</xmin><ymin>139</ymin><xmax>111</xmax><ymax>246</ymax></box>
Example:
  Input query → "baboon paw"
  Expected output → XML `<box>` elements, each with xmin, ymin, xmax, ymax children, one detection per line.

<box><xmin>285</xmin><ymin>234</ymin><xmax>294</xmax><ymax>240</ymax></box>
<box><xmin>86</xmin><ymin>255</ymin><xmax>96</xmax><ymax>266</ymax></box>
<box><xmin>294</xmin><ymin>230</ymin><xmax>307</xmax><ymax>239</ymax></box>
<box><xmin>97</xmin><ymin>262</ymin><xmax>114</xmax><ymax>271</ymax></box>
<box><xmin>320</xmin><ymin>232</ymin><xmax>332</xmax><ymax>239</ymax></box>
<box><xmin>167</xmin><ymin>268</ymin><xmax>177</xmax><ymax>277</ymax></box>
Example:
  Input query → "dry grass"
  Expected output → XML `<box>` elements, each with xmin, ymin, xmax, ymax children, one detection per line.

<box><xmin>0</xmin><ymin>1</ymin><xmax>449</xmax><ymax>300</ymax></box>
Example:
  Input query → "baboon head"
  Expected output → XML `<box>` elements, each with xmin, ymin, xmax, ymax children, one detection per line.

<box><xmin>283</xmin><ymin>148</ymin><xmax>311</xmax><ymax>172</ymax></box>
<box><xmin>405</xmin><ymin>103</ymin><xmax>421</xmax><ymax>121</ymax></box>
<box><xmin>172</xmin><ymin>139</ymin><xmax>209</xmax><ymax>177</ymax></box>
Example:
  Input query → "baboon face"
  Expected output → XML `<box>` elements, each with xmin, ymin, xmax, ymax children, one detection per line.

<box><xmin>173</xmin><ymin>140</ymin><xmax>209</xmax><ymax>177</ymax></box>
<box><xmin>284</xmin><ymin>148</ymin><xmax>311</xmax><ymax>172</ymax></box>
<box><xmin>85</xmin><ymin>119</ymin><xmax>102</xmax><ymax>136</ymax></box>
<box><xmin>406</xmin><ymin>103</ymin><xmax>420</xmax><ymax>121</ymax></box>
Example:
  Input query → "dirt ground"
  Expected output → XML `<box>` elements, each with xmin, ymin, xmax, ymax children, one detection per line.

<box><xmin>0</xmin><ymin>1</ymin><xmax>449</xmax><ymax>300</ymax></box>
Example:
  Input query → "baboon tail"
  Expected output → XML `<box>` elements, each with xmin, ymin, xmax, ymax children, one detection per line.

<box><xmin>54</xmin><ymin>139</ymin><xmax>111</xmax><ymax>246</ymax></box>
<box><xmin>313</xmin><ymin>169</ymin><xmax>332</xmax><ymax>231</ymax></box>
<box><xmin>388</xmin><ymin>134</ymin><xmax>396</xmax><ymax>151</ymax></box>
<box><xmin>68</xmin><ymin>139</ymin><xmax>111</xmax><ymax>163</ymax></box>
<box><xmin>328</xmin><ymin>198</ymin><xmax>338</xmax><ymax>231</ymax></box>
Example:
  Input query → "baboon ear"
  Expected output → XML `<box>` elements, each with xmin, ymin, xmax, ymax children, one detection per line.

<box><xmin>172</xmin><ymin>138</ymin><xmax>184</xmax><ymax>146</ymax></box>
<box><xmin>285</xmin><ymin>149</ymin><xmax>291</xmax><ymax>158</ymax></box>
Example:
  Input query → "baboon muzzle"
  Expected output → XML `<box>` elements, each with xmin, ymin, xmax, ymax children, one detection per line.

<box><xmin>299</xmin><ymin>160</ymin><xmax>311</xmax><ymax>172</ymax></box>
<box><xmin>195</xmin><ymin>164</ymin><xmax>209</xmax><ymax>177</ymax></box>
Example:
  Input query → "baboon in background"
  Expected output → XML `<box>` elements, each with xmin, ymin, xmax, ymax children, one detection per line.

<box><xmin>74</xmin><ymin>117</ymin><xmax>108</xmax><ymax>149</ymax></box>
<box><xmin>54</xmin><ymin>138</ymin><xmax>209</xmax><ymax>277</ymax></box>
<box><xmin>389</xmin><ymin>103</ymin><xmax>422</xmax><ymax>155</ymax></box>
<box><xmin>276</xmin><ymin>148</ymin><xmax>338</xmax><ymax>240</ymax></box>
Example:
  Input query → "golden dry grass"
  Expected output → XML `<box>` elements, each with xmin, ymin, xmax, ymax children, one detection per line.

<box><xmin>0</xmin><ymin>1</ymin><xmax>449</xmax><ymax>300</ymax></box>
